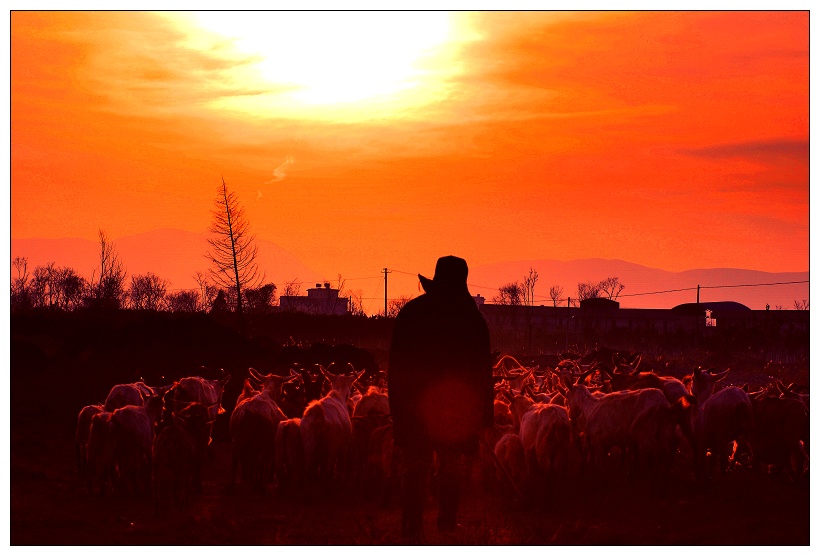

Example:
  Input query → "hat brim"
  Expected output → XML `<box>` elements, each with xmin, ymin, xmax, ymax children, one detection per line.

<box><xmin>418</xmin><ymin>274</ymin><xmax>435</xmax><ymax>294</ymax></box>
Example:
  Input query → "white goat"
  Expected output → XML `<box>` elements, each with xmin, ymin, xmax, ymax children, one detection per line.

<box><xmin>493</xmin><ymin>432</ymin><xmax>527</xmax><ymax>495</ymax></box>
<box><xmin>86</xmin><ymin>410</ymin><xmax>114</xmax><ymax>495</ymax></box>
<box><xmin>108</xmin><ymin>394</ymin><xmax>164</xmax><ymax>494</ymax></box>
<box><xmin>566</xmin><ymin>383</ymin><xmax>679</xmax><ymax>482</ymax></box>
<box><xmin>350</xmin><ymin>385</ymin><xmax>390</xmax><ymax>483</ymax></box>
<box><xmin>300</xmin><ymin>365</ymin><xmax>364</xmax><ymax>489</ymax></box>
<box><xmin>519</xmin><ymin>403</ymin><xmax>572</xmax><ymax>491</ymax></box>
<box><xmin>104</xmin><ymin>383</ymin><xmax>144</xmax><ymax>412</ymax></box>
<box><xmin>76</xmin><ymin>404</ymin><xmax>103</xmax><ymax>483</ymax></box>
<box><xmin>229</xmin><ymin>369</ymin><xmax>296</xmax><ymax>493</ymax></box>
<box><xmin>173</xmin><ymin>375</ymin><xmax>231</xmax><ymax>429</ymax></box>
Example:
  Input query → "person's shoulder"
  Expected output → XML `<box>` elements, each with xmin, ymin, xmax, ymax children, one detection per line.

<box><xmin>395</xmin><ymin>294</ymin><xmax>429</xmax><ymax>319</ymax></box>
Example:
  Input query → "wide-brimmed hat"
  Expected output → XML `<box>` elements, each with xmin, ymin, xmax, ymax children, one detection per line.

<box><xmin>418</xmin><ymin>256</ymin><xmax>470</xmax><ymax>295</ymax></box>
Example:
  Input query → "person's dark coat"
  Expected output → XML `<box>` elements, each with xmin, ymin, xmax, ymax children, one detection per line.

<box><xmin>388</xmin><ymin>288</ymin><xmax>493</xmax><ymax>454</ymax></box>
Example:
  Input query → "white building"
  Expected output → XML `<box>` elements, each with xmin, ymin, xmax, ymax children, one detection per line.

<box><xmin>279</xmin><ymin>282</ymin><xmax>350</xmax><ymax>315</ymax></box>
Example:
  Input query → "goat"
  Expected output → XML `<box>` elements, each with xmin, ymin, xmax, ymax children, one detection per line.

<box><xmin>152</xmin><ymin>421</ymin><xmax>196</xmax><ymax>515</ymax></box>
<box><xmin>173</xmin><ymin>375</ymin><xmax>231</xmax><ymax>443</ymax></box>
<box><xmin>366</xmin><ymin>422</ymin><xmax>398</xmax><ymax>506</ymax></box>
<box><xmin>76</xmin><ymin>404</ymin><xmax>104</xmax><ymax>483</ymax></box>
<box><xmin>749</xmin><ymin>394</ymin><xmax>808</xmax><ymax>481</ymax></box>
<box><xmin>350</xmin><ymin>386</ymin><xmax>390</xmax><ymax>484</ymax></box>
<box><xmin>174</xmin><ymin>402</ymin><xmax>211</xmax><ymax>495</ymax></box>
<box><xmin>493</xmin><ymin>432</ymin><xmax>528</xmax><ymax>496</ymax></box>
<box><xmin>775</xmin><ymin>380</ymin><xmax>809</xmax><ymax>412</ymax></box>
<box><xmin>278</xmin><ymin>372</ymin><xmax>307</xmax><ymax>419</ymax></box>
<box><xmin>613</xmin><ymin>371</ymin><xmax>696</xmax><ymax>456</ymax></box>
<box><xmin>693</xmin><ymin>386</ymin><xmax>754</xmax><ymax>481</ymax></box>
<box><xmin>687</xmin><ymin>366</ymin><xmax>730</xmax><ymax>407</ymax></box>
<box><xmin>299</xmin><ymin>366</ymin><xmax>326</xmax><ymax>406</ymax></box>
<box><xmin>235</xmin><ymin>378</ymin><xmax>260</xmax><ymax>408</ymax></box>
<box><xmin>493</xmin><ymin>398</ymin><xmax>514</xmax><ymax>429</ymax></box>
<box><xmin>108</xmin><ymin>394</ymin><xmax>165</xmax><ymax>495</ymax></box>
<box><xmin>519</xmin><ymin>403</ymin><xmax>572</xmax><ymax>495</ymax></box>
<box><xmin>275</xmin><ymin>418</ymin><xmax>304</xmax><ymax>494</ymax></box>
<box><xmin>104</xmin><ymin>381</ymin><xmax>170</xmax><ymax>413</ymax></box>
<box><xmin>565</xmin><ymin>382</ymin><xmax>676</xmax><ymax>482</ymax></box>
<box><xmin>104</xmin><ymin>383</ymin><xmax>144</xmax><ymax>412</ymax></box>
<box><xmin>86</xmin><ymin>410</ymin><xmax>115</xmax><ymax>495</ymax></box>
<box><xmin>300</xmin><ymin>364</ymin><xmax>364</xmax><ymax>491</ymax></box>
<box><xmin>229</xmin><ymin>369</ymin><xmax>296</xmax><ymax>493</ymax></box>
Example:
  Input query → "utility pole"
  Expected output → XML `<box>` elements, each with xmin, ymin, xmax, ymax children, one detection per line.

<box><xmin>695</xmin><ymin>284</ymin><xmax>701</xmax><ymax>350</ymax></box>
<box><xmin>383</xmin><ymin>268</ymin><xmax>391</xmax><ymax>317</ymax></box>
<box><xmin>566</xmin><ymin>297</ymin><xmax>571</xmax><ymax>352</ymax></box>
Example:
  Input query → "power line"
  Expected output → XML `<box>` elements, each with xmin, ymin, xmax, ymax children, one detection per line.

<box><xmin>700</xmin><ymin>280</ymin><xmax>808</xmax><ymax>290</ymax></box>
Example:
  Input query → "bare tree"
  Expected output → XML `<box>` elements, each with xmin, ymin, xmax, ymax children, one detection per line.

<box><xmin>576</xmin><ymin>280</ymin><xmax>602</xmax><ymax>303</ymax></box>
<box><xmin>167</xmin><ymin>290</ymin><xmax>200</xmax><ymax>312</ymax></box>
<box><xmin>90</xmin><ymin>229</ymin><xmax>126</xmax><ymax>308</ymax></box>
<box><xmin>54</xmin><ymin>266</ymin><xmax>86</xmax><ymax>310</ymax></box>
<box><xmin>348</xmin><ymin>289</ymin><xmax>366</xmax><ymax>316</ymax></box>
<box><xmin>523</xmin><ymin>267</ymin><xmax>539</xmax><ymax>306</ymax></box>
<box><xmin>193</xmin><ymin>272</ymin><xmax>218</xmax><ymax>312</ymax></box>
<box><xmin>793</xmin><ymin>299</ymin><xmax>809</xmax><ymax>310</ymax></box>
<box><xmin>388</xmin><ymin>295</ymin><xmax>412</xmax><ymax>318</ymax></box>
<box><xmin>599</xmin><ymin>276</ymin><xmax>625</xmax><ymax>300</ymax></box>
<box><xmin>206</xmin><ymin>177</ymin><xmax>264</xmax><ymax>328</ymax></box>
<box><xmin>494</xmin><ymin>281</ymin><xmax>524</xmax><ymax>306</ymax></box>
<box><xmin>29</xmin><ymin>263</ymin><xmax>57</xmax><ymax>308</ymax></box>
<box><xmin>548</xmin><ymin>285</ymin><xmax>564</xmax><ymax>307</ymax></box>
<box><xmin>282</xmin><ymin>278</ymin><xmax>302</xmax><ymax>297</ymax></box>
<box><xmin>127</xmin><ymin>272</ymin><xmax>168</xmax><ymax>310</ymax></box>
<box><xmin>11</xmin><ymin>256</ymin><xmax>31</xmax><ymax>312</ymax></box>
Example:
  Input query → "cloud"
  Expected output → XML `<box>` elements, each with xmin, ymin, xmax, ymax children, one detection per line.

<box><xmin>265</xmin><ymin>155</ymin><xmax>295</xmax><ymax>184</ymax></box>
<box><xmin>680</xmin><ymin>139</ymin><xmax>808</xmax><ymax>161</ymax></box>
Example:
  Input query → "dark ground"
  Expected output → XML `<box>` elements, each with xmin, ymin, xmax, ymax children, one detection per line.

<box><xmin>10</xmin><ymin>409</ymin><xmax>810</xmax><ymax>545</ymax></box>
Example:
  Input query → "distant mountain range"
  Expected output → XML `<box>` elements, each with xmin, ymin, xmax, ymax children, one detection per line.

<box><xmin>11</xmin><ymin>231</ymin><xmax>809</xmax><ymax>311</ymax></box>
<box><xmin>470</xmin><ymin>258</ymin><xmax>809</xmax><ymax>310</ymax></box>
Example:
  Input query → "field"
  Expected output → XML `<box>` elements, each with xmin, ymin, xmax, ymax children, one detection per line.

<box><xmin>10</xmin><ymin>311</ymin><xmax>810</xmax><ymax>545</ymax></box>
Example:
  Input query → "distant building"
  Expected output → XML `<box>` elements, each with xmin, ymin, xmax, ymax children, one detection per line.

<box><xmin>279</xmin><ymin>282</ymin><xmax>350</xmax><ymax>316</ymax></box>
<box><xmin>473</xmin><ymin>294</ymin><xmax>485</xmax><ymax>307</ymax></box>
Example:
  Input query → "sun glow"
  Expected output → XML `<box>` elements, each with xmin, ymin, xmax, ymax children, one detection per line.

<box><xmin>166</xmin><ymin>12</ymin><xmax>467</xmax><ymax>121</ymax></box>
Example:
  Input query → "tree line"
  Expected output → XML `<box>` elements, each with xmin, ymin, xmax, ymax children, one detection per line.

<box><xmin>493</xmin><ymin>267</ymin><xmax>626</xmax><ymax>308</ymax></box>
<box><xmin>11</xmin><ymin>179</ymin><xmax>370</xmax><ymax>318</ymax></box>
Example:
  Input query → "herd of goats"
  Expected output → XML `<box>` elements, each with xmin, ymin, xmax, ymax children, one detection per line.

<box><xmin>74</xmin><ymin>349</ymin><xmax>810</xmax><ymax>515</ymax></box>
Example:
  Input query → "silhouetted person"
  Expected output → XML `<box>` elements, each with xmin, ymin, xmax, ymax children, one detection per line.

<box><xmin>388</xmin><ymin>255</ymin><xmax>493</xmax><ymax>540</ymax></box>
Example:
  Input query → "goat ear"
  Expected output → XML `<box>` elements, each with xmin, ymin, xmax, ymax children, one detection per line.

<box><xmin>355</xmin><ymin>369</ymin><xmax>366</xmax><ymax>381</ymax></box>
<box><xmin>249</xmin><ymin>367</ymin><xmax>263</xmax><ymax>381</ymax></box>
<box><xmin>219</xmin><ymin>374</ymin><xmax>231</xmax><ymax>387</ymax></box>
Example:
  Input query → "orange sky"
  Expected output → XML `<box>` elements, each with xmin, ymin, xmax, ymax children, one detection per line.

<box><xmin>10</xmin><ymin>11</ymin><xmax>809</xmax><ymax>305</ymax></box>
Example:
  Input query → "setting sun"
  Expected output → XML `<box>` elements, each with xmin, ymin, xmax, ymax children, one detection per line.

<box><xmin>163</xmin><ymin>11</ymin><xmax>464</xmax><ymax>121</ymax></box>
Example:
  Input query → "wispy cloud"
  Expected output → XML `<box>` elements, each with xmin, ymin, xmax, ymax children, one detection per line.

<box><xmin>265</xmin><ymin>155</ymin><xmax>295</xmax><ymax>184</ymax></box>
<box><xmin>680</xmin><ymin>139</ymin><xmax>808</xmax><ymax>160</ymax></box>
